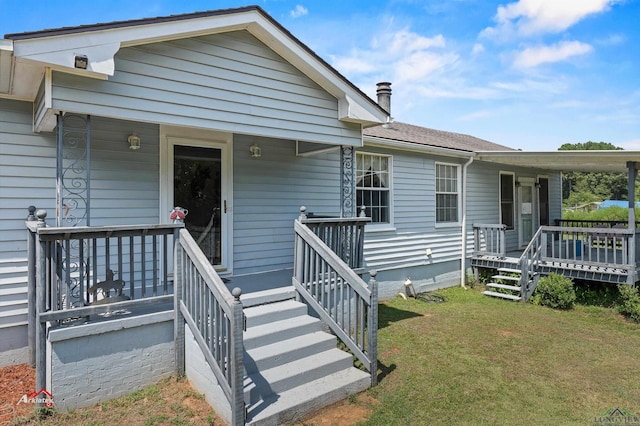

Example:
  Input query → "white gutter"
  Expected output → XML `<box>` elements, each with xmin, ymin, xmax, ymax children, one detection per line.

<box><xmin>460</xmin><ymin>155</ymin><xmax>475</xmax><ymax>289</ymax></box>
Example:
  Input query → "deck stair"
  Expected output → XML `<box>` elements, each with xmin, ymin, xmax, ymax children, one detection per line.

<box><xmin>241</xmin><ymin>286</ymin><xmax>370</xmax><ymax>425</ymax></box>
<box><xmin>483</xmin><ymin>267</ymin><xmax>524</xmax><ymax>301</ymax></box>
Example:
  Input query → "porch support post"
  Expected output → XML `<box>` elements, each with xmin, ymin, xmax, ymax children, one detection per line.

<box><xmin>35</xmin><ymin>210</ymin><xmax>48</xmax><ymax>404</ymax></box>
<box><xmin>627</xmin><ymin>161</ymin><xmax>637</xmax><ymax>230</ymax></box>
<box><xmin>174</xmin><ymin>230</ymin><xmax>185</xmax><ymax>377</ymax></box>
<box><xmin>340</xmin><ymin>146</ymin><xmax>355</xmax><ymax>218</ymax></box>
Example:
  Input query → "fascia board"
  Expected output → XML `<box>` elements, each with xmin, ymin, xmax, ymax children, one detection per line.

<box><xmin>0</xmin><ymin>41</ymin><xmax>13</xmax><ymax>93</ymax></box>
<box><xmin>364</xmin><ymin>136</ymin><xmax>475</xmax><ymax>159</ymax></box>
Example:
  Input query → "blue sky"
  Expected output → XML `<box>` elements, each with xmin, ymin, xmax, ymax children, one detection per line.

<box><xmin>1</xmin><ymin>0</ymin><xmax>639</xmax><ymax>151</ymax></box>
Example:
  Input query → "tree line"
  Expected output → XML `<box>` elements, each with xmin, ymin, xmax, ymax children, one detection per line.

<box><xmin>560</xmin><ymin>141</ymin><xmax>632</xmax><ymax>208</ymax></box>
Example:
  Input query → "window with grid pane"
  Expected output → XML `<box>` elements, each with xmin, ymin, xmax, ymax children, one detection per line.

<box><xmin>356</xmin><ymin>153</ymin><xmax>390</xmax><ymax>224</ymax></box>
<box><xmin>436</xmin><ymin>163</ymin><xmax>459</xmax><ymax>223</ymax></box>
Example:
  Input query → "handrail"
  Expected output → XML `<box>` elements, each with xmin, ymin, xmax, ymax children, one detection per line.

<box><xmin>299</xmin><ymin>211</ymin><xmax>370</xmax><ymax>272</ymax></box>
<box><xmin>174</xmin><ymin>228</ymin><xmax>245</xmax><ymax>426</ymax></box>
<box><xmin>293</xmin><ymin>219</ymin><xmax>378</xmax><ymax>386</ymax></box>
<box><xmin>473</xmin><ymin>223</ymin><xmax>506</xmax><ymax>257</ymax></box>
<box><xmin>27</xmin><ymin>208</ymin><xmax>184</xmax><ymax>410</ymax></box>
<box><xmin>518</xmin><ymin>227</ymin><xmax>544</xmax><ymax>301</ymax></box>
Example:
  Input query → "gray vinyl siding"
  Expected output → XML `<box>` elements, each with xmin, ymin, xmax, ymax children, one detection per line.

<box><xmin>88</xmin><ymin>117</ymin><xmax>160</xmax><ymax>226</ymax></box>
<box><xmin>0</xmin><ymin>98</ymin><xmax>56</xmax><ymax>329</ymax></box>
<box><xmin>359</xmin><ymin>147</ymin><xmax>467</xmax><ymax>271</ymax></box>
<box><xmin>359</xmin><ymin>145</ymin><xmax>563</xmax><ymax>272</ymax></box>
<box><xmin>232</xmin><ymin>134</ymin><xmax>340</xmax><ymax>275</ymax></box>
<box><xmin>50</xmin><ymin>31</ymin><xmax>362</xmax><ymax>147</ymax></box>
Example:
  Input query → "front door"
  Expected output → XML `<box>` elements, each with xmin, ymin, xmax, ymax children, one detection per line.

<box><xmin>518</xmin><ymin>182</ymin><xmax>535</xmax><ymax>247</ymax></box>
<box><xmin>168</xmin><ymin>138</ymin><xmax>230</xmax><ymax>271</ymax></box>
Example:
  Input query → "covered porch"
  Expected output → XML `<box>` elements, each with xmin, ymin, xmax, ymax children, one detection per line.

<box><xmin>470</xmin><ymin>151</ymin><xmax>640</xmax><ymax>301</ymax></box>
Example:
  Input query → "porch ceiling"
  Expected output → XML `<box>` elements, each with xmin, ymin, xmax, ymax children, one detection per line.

<box><xmin>475</xmin><ymin>150</ymin><xmax>640</xmax><ymax>173</ymax></box>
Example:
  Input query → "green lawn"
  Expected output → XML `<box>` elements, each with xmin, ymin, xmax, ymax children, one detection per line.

<box><xmin>361</xmin><ymin>287</ymin><xmax>640</xmax><ymax>425</ymax></box>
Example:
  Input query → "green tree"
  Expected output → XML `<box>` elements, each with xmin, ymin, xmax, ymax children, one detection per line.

<box><xmin>559</xmin><ymin>141</ymin><xmax>628</xmax><ymax>206</ymax></box>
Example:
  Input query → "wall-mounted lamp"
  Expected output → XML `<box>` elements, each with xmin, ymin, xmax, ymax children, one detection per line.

<box><xmin>128</xmin><ymin>133</ymin><xmax>141</xmax><ymax>150</ymax></box>
<box><xmin>74</xmin><ymin>54</ymin><xmax>88</xmax><ymax>70</ymax></box>
<box><xmin>535</xmin><ymin>181</ymin><xmax>541</xmax><ymax>188</ymax></box>
<box><xmin>249</xmin><ymin>143</ymin><xmax>262</xmax><ymax>158</ymax></box>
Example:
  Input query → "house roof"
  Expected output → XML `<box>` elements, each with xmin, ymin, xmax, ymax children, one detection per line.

<box><xmin>0</xmin><ymin>6</ymin><xmax>387</xmax><ymax>126</ymax></box>
<box><xmin>363</xmin><ymin>121</ymin><xmax>515</xmax><ymax>155</ymax></box>
<box><xmin>363</xmin><ymin>121</ymin><xmax>640</xmax><ymax>174</ymax></box>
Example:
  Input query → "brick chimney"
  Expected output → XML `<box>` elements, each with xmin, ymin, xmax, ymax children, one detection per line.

<box><xmin>376</xmin><ymin>82</ymin><xmax>392</xmax><ymax>115</ymax></box>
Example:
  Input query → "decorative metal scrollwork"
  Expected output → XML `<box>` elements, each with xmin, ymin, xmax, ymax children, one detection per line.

<box><xmin>341</xmin><ymin>146</ymin><xmax>355</xmax><ymax>218</ymax></box>
<box><xmin>56</xmin><ymin>113</ymin><xmax>91</xmax><ymax>308</ymax></box>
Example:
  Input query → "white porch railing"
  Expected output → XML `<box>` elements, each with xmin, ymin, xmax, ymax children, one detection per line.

<box><xmin>293</xmin><ymin>218</ymin><xmax>378</xmax><ymax>386</ymax></box>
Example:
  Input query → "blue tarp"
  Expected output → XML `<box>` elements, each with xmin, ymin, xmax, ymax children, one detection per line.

<box><xmin>598</xmin><ymin>200</ymin><xmax>640</xmax><ymax>209</ymax></box>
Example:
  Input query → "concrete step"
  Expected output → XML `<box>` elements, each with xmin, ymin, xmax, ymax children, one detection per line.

<box><xmin>483</xmin><ymin>290</ymin><xmax>522</xmax><ymax>301</ymax></box>
<box><xmin>246</xmin><ymin>367</ymin><xmax>370</xmax><ymax>425</ymax></box>
<box><xmin>243</xmin><ymin>299</ymin><xmax>308</xmax><ymax>328</ymax></box>
<box><xmin>243</xmin><ymin>348</ymin><xmax>354</xmax><ymax>403</ymax></box>
<box><xmin>486</xmin><ymin>283</ymin><xmax>521</xmax><ymax>291</ymax></box>
<box><xmin>243</xmin><ymin>315</ymin><xmax>322</xmax><ymax>350</ymax></box>
<box><xmin>244</xmin><ymin>331</ymin><xmax>337</xmax><ymax>374</ymax></box>
<box><xmin>240</xmin><ymin>286</ymin><xmax>296</xmax><ymax>308</ymax></box>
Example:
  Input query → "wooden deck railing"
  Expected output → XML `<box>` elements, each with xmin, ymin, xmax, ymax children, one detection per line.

<box><xmin>554</xmin><ymin>219</ymin><xmax>640</xmax><ymax>228</ymax></box>
<box><xmin>174</xmin><ymin>228</ymin><xmax>245</xmax><ymax>426</ymax></box>
<box><xmin>299</xmin><ymin>207</ymin><xmax>370</xmax><ymax>272</ymax></box>
<box><xmin>539</xmin><ymin>225</ymin><xmax>637</xmax><ymax>271</ymax></box>
<box><xmin>26</xmin><ymin>209</ymin><xmax>182</xmax><ymax>407</ymax></box>
<box><xmin>293</xmin><ymin>218</ymin><xmax>378</xmax><ymax>386</ymax></box>
<box><xmin>473</xmin><ymin>223</ymin><xmax>507</xmax><ymax>258</ymax></box>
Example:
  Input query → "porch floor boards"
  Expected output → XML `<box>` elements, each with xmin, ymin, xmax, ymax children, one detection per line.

<box><xmin>223</xmin><ymin>269</ymin><xmax>293</xmax><ymax>295</ymax></box>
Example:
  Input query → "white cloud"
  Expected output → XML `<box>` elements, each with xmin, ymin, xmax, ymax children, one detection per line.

<box><xmin>513</xmin><ymin>40</ymin><xmax>593</xmax><ymax>68</ymax></box>
<box><xmin>482</xmin><ymin>0</ymin><xmax>619</xmax><ymax>38</ymax></box>
<box><xmin>330</xmin><ymin>28</ymin><xmax>456</xmax><ymax>85</ymax></box>
<box><xmin>331</xmin><ymin>55</ymin><xmax>376</xmax><ymax>74</ymax></box>
<box><xmin>472</xmin><ymin>43</ymin><xmax>485</xmax><ymax>55</ymax></box>
<box><xmin>290</xmin><ymin>5</ymin><xmax>308</xmax><ymax>19</ymax></box>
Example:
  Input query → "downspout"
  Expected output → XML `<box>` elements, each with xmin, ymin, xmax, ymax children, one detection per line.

<box><xmin>460</xmin><ymin>155</ymin><xmax>475</xmax><ymax>289</ymax></box>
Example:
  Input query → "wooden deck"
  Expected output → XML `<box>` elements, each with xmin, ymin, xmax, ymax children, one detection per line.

<box><xmin>472</xmin><ymin>224</ymin><xmax>640</xmax><ymax>286</ymax></box>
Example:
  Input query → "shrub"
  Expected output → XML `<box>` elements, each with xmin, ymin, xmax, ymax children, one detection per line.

<box><xmin>617</xmin><ymin>285</ymin><xmax>640</xmax><ymax>323</ymax></box>
<box><xmin>574</xmin><ymin>280</ymin><xmax>619</xmax><ymax>308</ymax></box>
<box><xmin>531</xmin><ymin>274</ymin><xmax>576</xmax><ymax>310</ymax></box>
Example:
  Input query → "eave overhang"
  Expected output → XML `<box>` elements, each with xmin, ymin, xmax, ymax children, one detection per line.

<box><xmin>1</xmin><ymin>7</ymin><xmax>386</xmax><ymax>126</ymax></box>
<box><xmin>475</xmin><ymin>150</ymin><xmax>640</xmax><ymax>173</ymax></box>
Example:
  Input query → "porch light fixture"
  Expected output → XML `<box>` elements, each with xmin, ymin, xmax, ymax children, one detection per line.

<box><xmin>249</xmin><ymin>143</ymin><xmax>261</xmax><ymax>158</ymax></box>
<box><xmin>127</xmin><ymin>133</ymin><xmax>141</xmax><ymax>150</ymax></box>
<box><xmin>74</xmin><ymin>54</ymin><xmax>88</xmax><ymax>70</ymax></box>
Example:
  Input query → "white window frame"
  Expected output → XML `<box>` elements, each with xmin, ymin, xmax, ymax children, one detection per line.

<box><xmin>499</xmin><ymin>171</ymin><xmax>515</xmax><ymax>230</ymax></box>
<box><xmin>356</xmin><ymin>152</ymin><xmax>394</xmax><ymax>231</ymax></box>
<box><xmin>435</xmin><ymin>162</ymin><xmax>461</xmax><ymax>226</ymax></box>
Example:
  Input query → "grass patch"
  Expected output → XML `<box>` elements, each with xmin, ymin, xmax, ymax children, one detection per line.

<box><xmin>361</xmin><ymin>287</ymin><xmax>640</xmax><ymax>425</ymax></box>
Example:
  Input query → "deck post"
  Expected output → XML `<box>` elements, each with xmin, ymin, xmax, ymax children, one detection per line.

<box><xmin>368</xmin><ymin>270</ymin><xmax>378</xmax><ymax>387</ymax></box>
<box><xmin>230</xmin><ymin>287</ymin><xmax>245</xmax><ymax>426</ymax></box>
<box><xmin>26</xmin><ymin>206</ymin><xmax>38</xmax><ymax>367</ymax></box>
<box><xmin>174</xmin><ymin>229</ymin><xmax>185</xmax><ymax>377</ymax></box>
<box><xmin>35</xmin><ymin>210</ymin><xmax>48</xmax><ymax>405</ymax></box>
<box><xmin>499</xmin><ymin>226</ymin><xmax>506</xmax><ymax>258</ymax></box>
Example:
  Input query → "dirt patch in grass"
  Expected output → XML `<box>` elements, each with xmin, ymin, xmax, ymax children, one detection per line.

<box><xmin>4</xmin><ymin>374</ymin><xmax>224</xmax><ymax>426</ymax></box>
<box><xmin>0</xmin><ymin>364</ymin><xmax>35</xmax><ymax>425</ymax></box>
<box><xmin>297</xmin><ymin>393</ymin><xmax>377</xmax><ymax>426</ymax></box>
